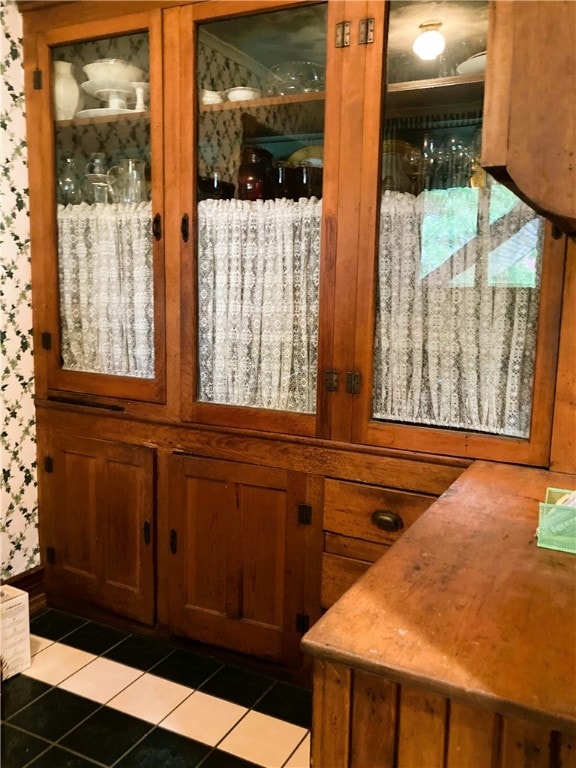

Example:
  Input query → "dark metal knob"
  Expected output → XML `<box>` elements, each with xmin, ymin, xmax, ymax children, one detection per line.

<box><xmin>181</xmin><ymin>213</ymin><xmax>189</xmax><ymax>243</ymax></box>
<box><xmin>371</xmin><ymin>509</ymin><xmax>404</xmax><ymax>532</ymax></box>
<box><xmin>152</xmin><ymin>212</ymin><xmax>162</xmax><ymax>241</ymax></box>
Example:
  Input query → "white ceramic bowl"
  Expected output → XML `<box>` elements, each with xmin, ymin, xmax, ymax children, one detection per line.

<box><xmin>456</xmin><ymin>52</ymin><xmax>487</xmax><ymax>76</ymax></box>
<box><xmin>225</xmin><ymin>86</ymin><xmax>261</xmax><ymax>102</ymax></box>
<box><xmin>201</xmin><ymin>89</ymin><xmax>223</xmax><ymax>105</ymax></box>
<box><xmin>83</xmin><ymin>59</ymin><xmax>145</xmax><ymax>83</ymax></box>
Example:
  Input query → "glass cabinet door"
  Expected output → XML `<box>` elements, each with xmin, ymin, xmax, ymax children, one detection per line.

<box><xmin>40</xmin><ymin>12</ymin><xmax>164</xmax><ymax>403</ymax></box>
<box><xmin>353</xmin><ymin>0</ymin><xmax>563</xmax><ymax>462</ymax></box>
<box><xmin>190</xmin><ymin>3</ymin><xmax>327</xmax><ymax>427</ymax></box>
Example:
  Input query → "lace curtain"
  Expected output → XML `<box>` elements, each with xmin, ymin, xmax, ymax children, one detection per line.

<box><xmin>373</xmin><ymin>188</ymin><xmax>543</xmax><ymax>437</ymax></box>
<box><xmin>197</xmin><ymin>198</ymin><xmax>321</xmax><ymax>412</ymax></box>
<box><xmin>57</xmin><ymin>202</ymin><xmax>154</xmax><ymax>378</ymax></box>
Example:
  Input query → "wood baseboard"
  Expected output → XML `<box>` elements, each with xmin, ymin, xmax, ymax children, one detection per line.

<box><xmin>3</xmin><ymin>567</ymin><xmax>46</xmax><ymax>615</ymax></box>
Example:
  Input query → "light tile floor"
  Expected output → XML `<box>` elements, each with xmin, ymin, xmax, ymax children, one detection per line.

<box><xmin>1</xmin><ymin>608</ymin><xmax>311</xmax><ymax>768</ymax></box>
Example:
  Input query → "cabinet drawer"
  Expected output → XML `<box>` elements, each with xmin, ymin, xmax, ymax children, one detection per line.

<box><xmin>324</xmin><ymin>532</ymin><xmax>385</xmax><ymax>563</ymax></box>
<box><xmin>321</xmin><ymin>553</ymin><xmax>371</xmax><ymax>609</ymax></box>
<box><xmin>324</xmin><ymin>478</ymin><xmax>435</xmax><ymax>547</ymax></box>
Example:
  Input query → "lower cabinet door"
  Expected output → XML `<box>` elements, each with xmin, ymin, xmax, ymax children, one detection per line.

<box><xmin>167</xmin><ymin>453</ymin><xmax>311</xmax><ymax>665</ymax></box>
<box><xmin>38</xmin><ymin>429</ymin><xmax>155</xmax><ymax>624</ymax></box>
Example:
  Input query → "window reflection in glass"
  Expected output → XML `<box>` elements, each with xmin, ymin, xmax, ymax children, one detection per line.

<box><xmin>373</xmin><ymin>1</ymin><xmax>543</xmax><ymax>438</ymax></box>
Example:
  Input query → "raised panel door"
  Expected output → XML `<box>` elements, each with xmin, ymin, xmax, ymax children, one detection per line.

<box><xmin>167</xmin><ymin>453</ymin><xmax>313</xmax><ymax>664</ymax></box>
<box><xmin>38</xmin><ymin>429</ymin><xmax>155</xmax><ymax>624</ymax></box>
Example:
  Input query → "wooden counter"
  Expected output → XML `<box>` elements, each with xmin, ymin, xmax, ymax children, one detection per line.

<box><xmin>302</xmin><ymin>461</ymin><xmax>576</xmax><ymax>767</ymax></box>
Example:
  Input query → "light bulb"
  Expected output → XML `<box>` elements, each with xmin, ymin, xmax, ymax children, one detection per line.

<box><xmin>412</xmin><ymin>23</ymin><xmax>446</xmax><ymax>61</ymax></box>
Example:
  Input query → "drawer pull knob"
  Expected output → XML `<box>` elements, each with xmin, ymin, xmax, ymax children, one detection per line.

<box><xmin>371</xmin><ymin>509</ymin><xmax>404</xmax><ymax>532</ymax></box>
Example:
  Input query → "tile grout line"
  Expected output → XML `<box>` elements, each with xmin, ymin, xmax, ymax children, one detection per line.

<box><xmin>5</xmin><ymin>719</ymin><xmax>108</xmax><ymax>768</ymax></box>
<box><xmin>12</xmin><ymin>627</ymin><xmax>178</xmax><ymax>765</ymax></box>
<box><xmin>193</xmin><ymin>678</ymin><xmax>278</xmax><ymax>765</ymax></box>
<box><xmin>11</xmin><ymin>613</ymin><xmax>312</xmax><ymax>767</ymax></box>
<box><xmin>280</xmin><ymin>730</ymin><xmax>311</xmax><ymax>768</ymax></box>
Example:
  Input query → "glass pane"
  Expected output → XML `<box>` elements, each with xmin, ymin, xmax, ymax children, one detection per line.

<box><xmin>52</xmin><ymin>33</ymin><xmax>154</xmax><ymax>379</ymax></box>
<box><xmin>373</xmin><ymin>0</ymin><xmax>544</xmax><ymax>438</ymax></box>
<box><xmin>196</xmin><ymin>4</ymin><xmax>326</xmax><ymax>413</ymax></box>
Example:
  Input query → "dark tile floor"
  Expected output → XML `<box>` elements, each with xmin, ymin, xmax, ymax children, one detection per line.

<box><xmin>1</xmin><ymin>609</ymin><xmax>311</xmax><ymax>768</ymax></box>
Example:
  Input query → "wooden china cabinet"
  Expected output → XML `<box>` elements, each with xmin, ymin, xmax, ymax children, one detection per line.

<box><xmin>20</xmin><ymin>0</ymin><xmax>575</xmax><ymax>672</ymax></box>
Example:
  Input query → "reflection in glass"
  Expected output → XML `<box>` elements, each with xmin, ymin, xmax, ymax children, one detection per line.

<box><xmin>52</xmin><ymin>33</ymin><xmax>154</xmax><ymax>379</ymax></box>
<box><xmin>373</xmin><ymin>1</ymin><xmax>544</xmax><ymax>438</ymax></box>
<box><xmin>196</xmin><ymin>5</ymin><xmax>326</xmax><ymax>412</ymax></box>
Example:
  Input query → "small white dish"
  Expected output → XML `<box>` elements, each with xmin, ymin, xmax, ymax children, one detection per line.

<box><xmin>75</xmin><ymin>107</ymin><xmax>134</xmax><ymax>119</ymax></box>
<box><xmin>456</xmin><ymin>51</ymin><xmax>487</xmax><ymax>76</ymax></box>
<box><xmin>225</xmin><ymin>86</ymin><xmax>261</xmax><ymax>102</ymax></box>
<box><xmin>201</xmin><ymin>89</ymin><xmax>223</xmax><ymax>105</ymax></box>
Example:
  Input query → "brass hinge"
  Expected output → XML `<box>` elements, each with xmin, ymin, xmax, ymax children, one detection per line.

<box><xmin>44</xmin><ymin>456</ymin><xmax>54</xmax><ymax>473</ymax></box>
<box><xmin>346</xmin><ymin>371</ymin><xmax>361</xmax><ymax>394</ymax></box>
<box><xmin>324</xmin><ymin>370</ymin><xmax>339</xmax><ymax>392</ymax></box>
<box><xmin>298</xmin><ymin>503</ymin><xmax>312</xmax><ymax>526</ymax></box>
<box><xmin>33</xmin><ymin>69</ymin><xmax>43</xmax><ymax>90</ymax></box>
<box><xmin>335</xmin><ymin>20</ymin><xmax>351</xmax><ymax>48</ymax></box>
<box><xmin>359</xmin><ymin>17</ymin><xmax>375</xmax><ymax>45</ymax></box>
<box><xmin>295</xmin><ymin>613</ymin><xmax>310</xmax><ymax>634</ymax></box>
<box><xmin>41</xmin><ymin>331</ymin><xmax>52</xmax><ymax>350</ymax></box>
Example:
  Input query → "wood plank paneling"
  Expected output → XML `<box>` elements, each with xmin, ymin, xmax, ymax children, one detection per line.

<box><xmin>447</xmin><ymin>700</ymin><xmax>500</xmax><ymax>768</ymax></box>
<box><xmin>558</xmin><ymin>732</ymin><xmax>576</xmax><ymax>768</ymax></box>
<box><xmin>500</xmin><ymin>717</ymin><xmax>553</xmax><ymax>768</ymax></box>
<box><xmin>311</xmin><ymin>661</ymin><xmax>352</xmax><ymax>768</ymax></box>
<box><xmin>397</xmin><ymin>686</ymin><xmax>446</xmax><ymax>768</ymax></box>
<box><xmin>351</xmin><ymin>671</ymin><xmax>397</xmax><ymax>768</ymax></box>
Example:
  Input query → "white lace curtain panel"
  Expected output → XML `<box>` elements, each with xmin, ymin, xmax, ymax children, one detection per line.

<box><xmin>197</xmin><ymin>198</ymin><xmax>321</xmax><ymax>412</ymax></box>
<box><xmin>373</xmin><ymin>189</ymin><xmax>542</xmax><ymax>437</ymax></box>
<box><xmin>57</xmin><ymin>202</ymin><xmax>155</xmax><ymax>379</ymax></box>
<box><xmin>56</xmin><ymin>192</ymin><xmax>540</xmax><ymax>435</ymax></box>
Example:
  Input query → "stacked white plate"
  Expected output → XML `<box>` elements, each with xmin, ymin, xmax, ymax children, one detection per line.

<box><xmin>77</xmin><ymin>79</ymin><xmax>150</xmax><ymax>118</ymax></box>
<box><xmin>456</xmin><ymin>51</ymin><xmax>487</xmax><ymax>76</ymax></box>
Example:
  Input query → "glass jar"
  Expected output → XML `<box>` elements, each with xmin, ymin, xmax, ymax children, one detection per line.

<box><xmin>57</xmin><ymin>157</ymin><xmax>83</xmax><ymax>205</ymax></box>
<box><xmin>237</xmin><ymin>147</ymin><xmax>272</xmax><ymax>201</ymax></box>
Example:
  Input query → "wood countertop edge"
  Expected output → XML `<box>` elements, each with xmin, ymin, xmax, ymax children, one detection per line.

<box><xmin>300</xmin><ymin>635</ymin><xmax>576</xmax><ymax>734</ymax></box>
<box><xmin>303</xmin><ymin>460</ymin><xmax>576</xmax><ymax>732</ymax></box>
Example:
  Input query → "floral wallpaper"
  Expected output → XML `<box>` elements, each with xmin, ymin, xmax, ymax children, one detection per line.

<box><xmin>0</xmin><ymin>0</ymin><xmax>38</xmax><ymax>579</ymax></box>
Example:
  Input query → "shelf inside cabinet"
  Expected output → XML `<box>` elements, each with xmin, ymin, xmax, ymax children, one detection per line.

<box><xmin>200</xmin><ymin>91</ymin><xmax>325</xmax><ymax>113</ymax></box>
<box><xmin>55</xmin><ymin>110</ymin><xmax>150</xmax><ymax>128</ymax></box>
<box><xmin>386</xmin><ymin>74</ymin><xmax>484</xmax><ymax>115</ymax></box>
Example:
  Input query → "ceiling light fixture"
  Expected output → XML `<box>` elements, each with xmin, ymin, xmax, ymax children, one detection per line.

<box><xmin>412</xmin><ymin>21</ymin><xmax>446</xmax><ymax>61</ymax></box>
